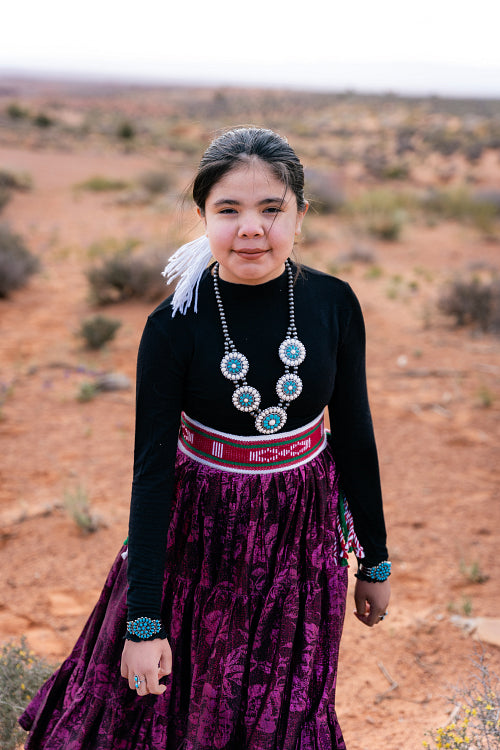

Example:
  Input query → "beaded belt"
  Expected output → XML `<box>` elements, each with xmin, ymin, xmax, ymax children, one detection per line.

<box><xmin>178</xmin><ymin>412</ymin><xmax>326</xmax><ymax>474</ymax></box>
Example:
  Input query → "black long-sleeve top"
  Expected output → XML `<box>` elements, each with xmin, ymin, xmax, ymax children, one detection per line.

<box><xmin>126</xmin><ymin>263</ymin><xmax>388</xmax><ymax>622</ymax></box>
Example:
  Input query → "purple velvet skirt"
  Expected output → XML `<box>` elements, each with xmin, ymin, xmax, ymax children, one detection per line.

<box><xmin>19</xmin><ymin>445</ymin><xmax>351</xmax><ymax>750</ymax></box>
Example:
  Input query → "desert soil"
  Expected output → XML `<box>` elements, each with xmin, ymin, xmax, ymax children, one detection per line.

<box><xmin>0</xmin><ymin>85</ymin><xmax>499</xmax><ymax>750</ymax></box>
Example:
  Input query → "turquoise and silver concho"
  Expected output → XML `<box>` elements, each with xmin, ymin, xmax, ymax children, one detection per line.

<box><xmin>213</xmin><ymin>260</ymin><xmax>306</xmax><ymax>435</ymax></box>
<box><xmin>276</xmin><ymin>373</ymin><xmax>303</xmax><ymax>401</ymax></box>
<box><xmin>255</xmin><ymin>407</ymin><xmax>287</xmax><ymax>435</ymax></box>
<box><xmin>279</xmin><ymin>338</ymin><xmax>306</xmax><ymax>367</ymax></box>
<box><xmin>220</xmin><ymin>352</ymin><xmax>249</xmax><ymax>381</ymax></box>
<box><xmin>232</xmin><ymin>386</ymin><xmax>261</xmax><ymax>412</ymax></box>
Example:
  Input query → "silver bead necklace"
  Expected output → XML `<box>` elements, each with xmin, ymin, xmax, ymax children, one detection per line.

<box><xmin>213</xmin><ymin>259</ymin><xmax>306</xmax><ymax>435</ymax></box>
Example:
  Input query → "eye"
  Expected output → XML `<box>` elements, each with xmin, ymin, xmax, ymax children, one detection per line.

<box><xmin>218</xmin><ymin>207</ymin><xmax>237</xmax><ymax>214</ymax></box>
<box><xmin>264</xmin><ymin>206</ymin><xmax>282</xmax><ymax>214</ymax></box>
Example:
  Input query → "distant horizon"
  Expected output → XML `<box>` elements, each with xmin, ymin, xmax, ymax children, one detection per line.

<box><xmin>1</xmin><ymin>59</ymin><xmax>499</xmax><ymax>101</ymax></box>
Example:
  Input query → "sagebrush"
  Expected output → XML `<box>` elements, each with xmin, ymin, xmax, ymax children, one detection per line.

<box><xmin>0</xmin><ymin>637</ymin><xmax>54</xmax><ymax>750</ymax></box>
<box><xmin>78</xmin><ymin>314</ymin><xmax>122</xmax><ymax>349</ymax></box>
<box><xmin>438</xmin><ymin>277</ymin><xmax>500</xmax><ymax>335</ymax></box>
<box><xmin>0</xmin><ymin>225</ymin><xmax>39</xmax><ymax>297</ymax></box>
<box><xmin>87</xmin><ymin>248</ymin><xmax>167</xmax><ymax>304</ymax></box>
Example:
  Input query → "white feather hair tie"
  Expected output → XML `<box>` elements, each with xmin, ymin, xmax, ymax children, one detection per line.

<box><xmin>161</xmin><ymin>235</ymin><xmax>212</xmax><ymax>316</ymax></box>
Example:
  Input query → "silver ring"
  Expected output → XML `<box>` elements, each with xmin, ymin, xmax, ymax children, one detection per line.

<box><xmin>134</xmin><ymin>674</ymin><xmax>144</xmax><ymax>689</ymax></box>
<box><xmin>379</xmin><ymin>611</ymin><xmax>388</xmax><ymax>621</ymax></box>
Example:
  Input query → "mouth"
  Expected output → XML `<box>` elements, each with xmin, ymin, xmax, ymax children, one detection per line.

<box><xmin>234</xmin><ymin>248</ymin><xmax>268</xmax><ymax>258</ymax></box>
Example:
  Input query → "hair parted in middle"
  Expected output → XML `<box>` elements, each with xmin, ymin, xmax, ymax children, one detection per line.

<box><xmin>192</xmin><ymin>127</ymin><xmax>307</xmax><ymax>214</ymax></box>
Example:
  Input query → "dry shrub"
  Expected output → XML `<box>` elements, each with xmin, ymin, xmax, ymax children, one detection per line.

<box><xmin>0</xmin><ymin>637</ymin><xmax>54</xmax><ymax>750</ymax></box>
<box><xmin>64</xmin><ymin>485</ymin><xmax>100</xmax><ymax>532</ymax></box>
<box><xmin>438</xmin><ymin>276</ymin><xmax>500</xmax><ymax>334</ymax></box>
<box><xmin>0</xmin><ymin>187</ymin><xmax>10</xmax><ymax>214</ymax></box>
<box><xmin>425</xmin><ymin>652</ymin><xmax>499</xmax><ymax>749</ymax></box>
<box><xmin>78</xmin><ymin>314</ymin><xmax>122</xmax><ymax>349</ymax></box>
<box><xmin>87</xmin><ymin>247</ymin><xmax>167</xmax><ymax>304</ymax></box>
<box><xmin>305</xmin><ymin>168</ymin><xmax>345</xmax><ymax>214</ymax></box>
<box><xmin>422</xmin><ymin>188</ymin><xmax>498</xmax><ymax>235</ymax></box>
<box><xmin>0</xmin><ymin>224</ymin><xmax>40</xmax><ymax>297</ymax></box>
<box><xmin>138</xmin><ymin>170</ymin><xmax>174</xmax><ymax>195</ymax></box>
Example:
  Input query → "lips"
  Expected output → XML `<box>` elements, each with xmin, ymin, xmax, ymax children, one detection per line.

<box><xmin>234</xmin><ymin>248</ymin><xmax>268</xmax><ymax>256</ymax></box>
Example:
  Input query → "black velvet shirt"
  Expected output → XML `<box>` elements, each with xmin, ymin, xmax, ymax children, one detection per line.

<box><xmin>127</xmin><ymin>263</ymin><xmax>388</xmax><ymax>622</ymax></box>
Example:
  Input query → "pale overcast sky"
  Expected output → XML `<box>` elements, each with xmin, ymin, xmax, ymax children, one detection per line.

<box><xmin>2</xmin><ymin>0</ymin><xmax>499</xmax><ymax>96</ymax></box>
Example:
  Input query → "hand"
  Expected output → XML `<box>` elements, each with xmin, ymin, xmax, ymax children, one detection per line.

<box><xmin>120</xmin><ymin>638</ymin><xmax>172</xmax><ymax>696</ymax></box>
<box><xmin>353</xmin><ymin>578</ymin><xmax>391</xmax><ymax>627</ymax></box>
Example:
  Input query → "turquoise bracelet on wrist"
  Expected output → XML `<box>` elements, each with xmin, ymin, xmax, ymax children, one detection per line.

<box><xmin>355</xmin><ymin>560</ymin><xmax>391</xmax><ymax>582</ymax></box>
<box><xmin>126</xmin><ymin>617</ymin><xmax>164</xmax><ymax>640</ymax></box>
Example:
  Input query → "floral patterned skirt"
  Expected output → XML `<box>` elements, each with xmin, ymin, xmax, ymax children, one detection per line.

<box><xmin>19</xmin><ymin>444</ymin><xmax>354</xmax><ymax>750</ymax></box>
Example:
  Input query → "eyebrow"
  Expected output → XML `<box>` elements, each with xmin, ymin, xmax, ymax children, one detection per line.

<box><xmin>212</xmin><ymin>197</ymin><xmax>286</xmax><ymax>207</ymax></box>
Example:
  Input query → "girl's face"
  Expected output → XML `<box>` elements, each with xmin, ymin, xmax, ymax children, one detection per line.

<box><xmin>199</xmin><ymin>158</ymin><xmax>308</xmax><ymax>285</ymax></box>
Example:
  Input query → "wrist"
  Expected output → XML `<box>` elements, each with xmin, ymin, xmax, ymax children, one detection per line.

<box><xmin>355</xmin><ymin>560</ymin><xmax>391</xmax><ymax>582</ymax></box>
<box><xmin>125</xmin><ymin>616</ymin><xmax>167</xmax><ymax>641</ymax></box>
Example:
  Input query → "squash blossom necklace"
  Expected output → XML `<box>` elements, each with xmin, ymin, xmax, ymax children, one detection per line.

<box><xmin>213</xmin><ymin>259</ymin><xmax>306</xmax><ymax>435</ymax></box>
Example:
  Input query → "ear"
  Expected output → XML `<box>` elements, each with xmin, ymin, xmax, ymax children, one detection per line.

<box><xmin>197</xmin><ymin>206</ymin><xmax>207</xmax><ymax>229</ymax></box>
<box><xmin>295</xmin><ymin>201</ymin><xmax>309</xmax><ymax>235</ymax></box>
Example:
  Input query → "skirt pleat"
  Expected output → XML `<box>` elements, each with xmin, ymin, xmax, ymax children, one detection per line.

<box><xmin>20</xmin><ymin>445</ymin><xmax>350</xmax><ymax>749</ymax></box>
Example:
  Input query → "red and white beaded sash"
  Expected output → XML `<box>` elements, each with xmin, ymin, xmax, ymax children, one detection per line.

<box><xmin>178</xmin><ymin>412</ymin><xmax>327</xmax><ymax>474</ymax></box>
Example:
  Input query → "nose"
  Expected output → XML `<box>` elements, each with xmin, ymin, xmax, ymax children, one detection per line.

<box><xmin>238</xmin><ymin>213</ymin><xmax>264</xmax><ymax>238</ymax></box>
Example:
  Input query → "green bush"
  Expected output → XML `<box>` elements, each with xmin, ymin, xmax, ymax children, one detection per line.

<box><xmin>422</xmin><ymin>129</ymin><xmax>462</xmax><ymax>156</ymax></box>
<box><xmin>77</xmin><ymin>381</ymin><xmax>99</xmax><ymax>403</ymax></box>
<box><xmin>0</xmin><ymin>169</ymin><xmax>32</xmax><ymax>191</ymax></box>
<box><xmin>116</xmin><ymin>120</ymin><xmax>135</xmax><ymax>140</ymax></box>
<box><xmin>421</xmin><ymin>188</ymin><xmax>498</xmax><ymax>234</ymax></box>
<box><xmin>76</xmin><ymin>175</ymin><xmax>129</xmax><ymax>192</ymax></box>
<box><xmin>33</xmin><ymin>112</ymin><xmax>53</xmax><ymax>128</ymax></box>
<box><xmin>0</xmin><ymin>637</ymin><xmax>54</xmax><ymax>750</ymax></box>
<box><xmin>78</xmin><ymin>314</ymin><xmax>122</xmax><ymax>349</ymax></box>
<box><xmin>345</xmin><ymin>189</ymin><xmax>414</xmax><ymax>241</ymax></box>
<box><xmin>0</xmin><ymin>224</ymin><xmax>40</xmax><ymax>297</ymax></box>
<box><xmin>6</xmin><ymin>102</ymin><xmax>29</xmax><ymax>120</ymax></box>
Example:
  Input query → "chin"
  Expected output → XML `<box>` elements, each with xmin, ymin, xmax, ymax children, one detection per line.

<box><xmin>230</xmin><ymin>257</ymin><xmax>284</xmax><ymax>283</ymax></box>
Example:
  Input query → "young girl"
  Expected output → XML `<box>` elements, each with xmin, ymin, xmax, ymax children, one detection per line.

<box><xmin>20</xmin><ymin>127</ymin><xmax>390</xmax><ymax>750</ymax></box>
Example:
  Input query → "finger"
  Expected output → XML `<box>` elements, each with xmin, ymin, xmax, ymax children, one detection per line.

<box><xmin>144</xmin><ymin>668</ymin><xmax>166</xmax><ymax>695</ymax></box>
<box><xmin>120</xmin><ymin>655</ymin><xmax>128</xmax><ymax>679</ymax></box>
<box><xmin>158</xmin><ymin>646</ymin><xmax>173</xmax><ymax>677</ymax></box>
<box><xmin>354</xmin><ymin>587</ymin><xmax>369</xmax><ymax>618</ymax></box>
<box><xmin>129</xmin><ymin>673</ymin><xmax>148</xmax><ymax>695</ymax></box>
<box><xmin>353</xmin><ymin>609</ymin><xmax>371</xmax><ymax>626</ymax></box>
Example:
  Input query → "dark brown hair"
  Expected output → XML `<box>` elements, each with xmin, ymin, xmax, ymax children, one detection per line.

<box><xmin>193</xmin><ymin>127</ymin><xmax>306</xmax><ymax>214</ymax></box>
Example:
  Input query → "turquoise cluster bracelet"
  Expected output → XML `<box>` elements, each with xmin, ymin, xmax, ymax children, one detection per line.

<box><xmin>355</xmin><ymin>560</ymin><xmax>391</xmax><ymax>582</ymax></box>
<box><xmin>126</xmin><ymin>617</ymin><xmax>162</xmax><ymax>640</ymax></box>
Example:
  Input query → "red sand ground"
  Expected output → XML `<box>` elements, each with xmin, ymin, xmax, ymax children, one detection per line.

<box><xmin>1</xmin><ymin>140</ymin><xmax>499</xmax><ymax>750</ymax></box>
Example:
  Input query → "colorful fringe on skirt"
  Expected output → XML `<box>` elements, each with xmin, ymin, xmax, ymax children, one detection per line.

<box><xmin>19</xmin><ymin>441</ymin><xmax>361</xmax><ymax>750</ymax></box>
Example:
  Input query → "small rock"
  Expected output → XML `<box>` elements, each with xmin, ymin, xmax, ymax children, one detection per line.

<box><xmin>94</xmin><ymin>373</ymin><xmax>131</xmax><ymax>392</ymax></box>
<box><xmin>451</xmin><ymin>615</ymin><xmax>500</xmax><ymax>648</ymax></box>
